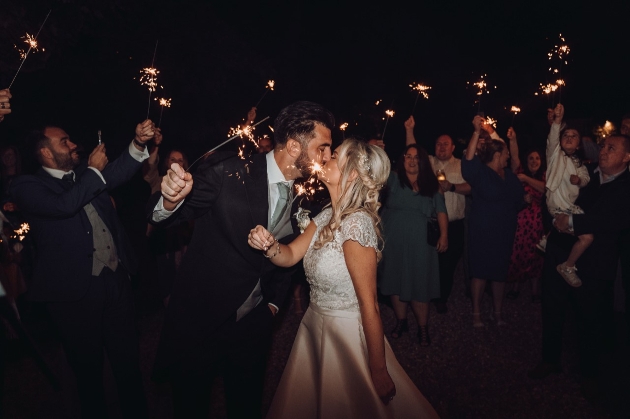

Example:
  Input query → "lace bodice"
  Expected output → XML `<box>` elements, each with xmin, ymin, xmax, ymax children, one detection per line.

<box><xmin>303</xmin><ymin>208</ymin><xmax>379</xmax><ymax>312</ymax></box>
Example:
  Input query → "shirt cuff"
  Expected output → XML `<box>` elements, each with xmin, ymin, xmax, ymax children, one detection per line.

<box><xmin>87</xmin><ymin>166</ymin><xmax>106</xmax><ymax>184</ymax></box>
<box><xmin>268</xmin><ymin>302</ymin><xmax>279</xmax><ymax>313</ymax></box>
<box><xmin>129</xmin><ymin>141</ymin><xmax>150</xmax><ymax>162</ymax></box>
<box><xmin>152</xmin><ymin>196</ymin><xmax>184</xmax><ymax>222</ymax></box>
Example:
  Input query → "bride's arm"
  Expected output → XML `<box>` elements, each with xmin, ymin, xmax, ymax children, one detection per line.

<box><xmin>344</xmin><ymin>240</ymin><xmax>396</xmax><ymax>405</ymax></box>
<box><xmin>248</xmin><ymin>221</ymin><xmax>317</xmax><ymax>267</ymax></box>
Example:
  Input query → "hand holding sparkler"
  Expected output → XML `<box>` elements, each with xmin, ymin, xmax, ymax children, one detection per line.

<box><xmin>481</xmin><ymin>117</ymin><xmax>496</xmax><ymax>135</ymax></box>
<box><xmin>506</xmin><ymin>127</ymin><xmax>517</xmax><ymax>143</ymax></box>
<box><xmin>153</xmin><ymin>127</ymin><xmax>163</xmax><ymax>146</ymax></box>
<box><xmin>161</xmin><ymin>163</ymin><xmax>193</xmax><ymax>211</ymax></box>
<box><xmin>0</xmin><ymin>89</ymin><xmax>11</xmax><ymax>122</ymax></box>
<box><xmin>88</xmin><ymin>144</ymin><xmax>108</xmax><ymax>172</ymax></box>
<box><xmin>134</xmin><ymin>119</ymin><xmax>156</xmax><ymax>149</ymax></box>
<box><xmin>552</xmin><ymin>103</ymin><xmax>564</xmax><ymax>125</ymax></box>
<box><xmin>404</xmin><ymin>115</ymin><xmax>415</xmax><ymax>131</ymax></box>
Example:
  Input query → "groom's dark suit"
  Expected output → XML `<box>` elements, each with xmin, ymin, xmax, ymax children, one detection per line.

<box><xmin>150</xmin><ymin>150</ymin><xmax>298</xmax><ymax>417</ymax></box>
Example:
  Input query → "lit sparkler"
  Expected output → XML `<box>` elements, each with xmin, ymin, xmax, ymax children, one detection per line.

<box><xmin>510</xmin><ymin>106</ymin><xmax>521</xmax><ymax>124</ymax></box>
<box><xmin>381</xmin><ymin>110</ymin><xmax>395</xmax><ymax>141</ymax></box>
<box><xmin>12</xmin><ymin>223</ymin><xmax>30</xmax><ymax>242</ymax></box>
<box><xmin>140</xmin><ymin>40</ymin><xmax>159</xmax><ymax>119</ymax></box>
<box><xmin>547</xmin><ymin>34</ymin><xmax>570</xmax><ymax>103</ymax></box>
<box><xmin>467</xmin><ymin>74</ymin><xmax>495</xmax><ymax>112</ymax></box>
<box><xmin>594</xmin><ymin>121</ymin><xmax>615</xmax><ymax>141</ymax></box>
<box><xmin>340</xmin><ymin>122</ymin><xmax>349</xmax><ymax>140</ymax></box>
<box><xmin>484</xmin><ymin>116</ymin><xmax>497</xmax><ymax>129</ymax></box>
<box><xmin>188</xmin><ymin>116</ymin><xmax>270</xmax><ymax>172</ymax></box>
<box><xmin>8</xmin><ymin>10</ymin><xmax>52</xmax><ymax>89</ymax></box>
<box><xmin>409</xmin><ymin>82</ymin><xmax>431</xmax><ymax>114</ymax></box>
<box><xmin>154</xmin><ymin>97</ymin><xmax>172</xmax><ymax>127</ymax></box>
<box><xmin>254</xmin><ymin>80</ymin><xmax>276</xmax><ymax>107</ymax></box>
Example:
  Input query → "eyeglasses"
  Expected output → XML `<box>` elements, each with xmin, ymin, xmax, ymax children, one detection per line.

<box><xmin>404</xmin><ymin>154</ymin><xmax>419</xmax><ymax>161</ymax></box>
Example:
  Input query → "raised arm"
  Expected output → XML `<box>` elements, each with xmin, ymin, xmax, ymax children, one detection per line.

<box><xmin>506</xmin><ymin>127</ymin><xmax>521</xmax><ymax>172</ymax></box>
<box><xmin>248</xmin><ymin>221</ymin><xmax>317</xmax><ymax>267</ymax></box>
<box><xmin>465</xmin><ymin>115</ymin><xmax>483</xmax><ymax>161</ymax></box>
<box><xmin>344</xmin><ymin>239</ymin><xmax>396</xmax><ymax>405</ymax></box>
<box><xmin>404</xmin><ymin>116</ymin><xmax>416</xmax><ymax>145</ymax></box>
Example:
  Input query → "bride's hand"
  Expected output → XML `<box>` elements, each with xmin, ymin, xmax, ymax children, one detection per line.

<box><xmin>371</xmin><ymin>367</ymin><xmax>396</xmax><ymax>405</ymax></box>
<box><xmin>248</xmin><ymin>225</ymin><xmax>275</xmax><ymax>251</ymax></box>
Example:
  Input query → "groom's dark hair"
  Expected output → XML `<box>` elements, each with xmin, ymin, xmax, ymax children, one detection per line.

<box><xmin>273</xmin><ymin>101</ymin><xmax>335</xmax><ymax>148</ymax></box>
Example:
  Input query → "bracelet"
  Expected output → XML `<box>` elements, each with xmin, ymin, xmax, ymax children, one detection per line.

<box><xmin>263</xmin><ymin>240</ymin><xmax>281</xmax><ymax>259</ymax></box>
<box><xmin>133</xmin><ymin>138</ymin><xmax>147</xmax><ymax>148</ymax></box>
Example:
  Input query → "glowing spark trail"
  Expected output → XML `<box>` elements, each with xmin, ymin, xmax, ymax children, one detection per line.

<box><xmin>9</xmin><ymin>9</ymin><xmax>52</xmax><ymax>89</ymax></box>
<box><xmin>410</xmin><ymin>82</ymin><xmax>431</xmax><ymax>114</ymax></box>
<box><xmin>484</xmin><ymin>116</ymin><xmax>497</xmax><ymax>129</ymax></box>
<box><xmin>254</xmin><ymin>80</ymin><xmax>276</xmax><ymax>107</ymax></box>
<box><xmin>188</xmin><ymin>116</ymin><xmax>270</xmax><ymax>172</ymax></box>
<box><xmin>155</xmin><ymin>97</ymin><xmax>172</xmax><ymax>127</ymax></box>
<box><xmin>467</xmin><ymin>74</ymin><xmax>494</xmax><ymax>112</ymax></box>
<box><xmin>141</xmin><ymin>40</ymin><xmax>159</xmax><ymax>119</ymax></box>
<box><xmin>381</xmin><ymin>110</ymin><xmax>395</xmax><ymax>141</ymax></box>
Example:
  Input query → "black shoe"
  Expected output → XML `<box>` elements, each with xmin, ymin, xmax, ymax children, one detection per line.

<box><xmin>390</xmin><ymin>319</ymin><xmax>408</xmax><ymax>339</ymax></box>
<box><xmin>527</xmin><ymin>362</ymin><xmax>562</xmax><ymax>379</ymax></box>
<box><xmin>506</xmin><ymin>291</ymin><xmax>520</xmax><ymax>300</ymax></box>
<box><xmin>418</xmin><ymin>325</ymin><xmax>431</xmax><ymax>346</ymax></box>
<box><xmin>434</xmin><ymin>301</ymin><xmax>448</xmax><ymax>314</ymax></box>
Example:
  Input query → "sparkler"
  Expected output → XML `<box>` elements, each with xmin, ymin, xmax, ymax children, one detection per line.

<box><xmin>547</xmin><ymin>34</ymin><xmax>570</xmax><ymax>104</ymax></box>
<box><xmin>188</xmin><ymin>116</ymin><xmax>270</xmax><ymax>172</ymax></box>
<box><xmin>98</xmin><ymin>130</ymin><xmax>102</xmax><ymax>145</ymax></box>
<box><xmin>254</xmin><ymin>80</ymin><xmax>275</xmax><ymax>108</ymax></box>
<box><xmin>594</xmin><ymin>121</ymin><xmax>615</xmax><ymax>142</ymax></box>
<box><xmin>409</xmin><ymin>82</ymin><xmax>431</xmax><ymax>115</ymax></box>
<box><xmin>381</xmin><ymin>110</ymin><xmax>395</xmax><ymax>141</ymax></box>
<box><xmin>484</xmin><ymin>116</ymin><xmax>497</xmax><ymax>129</ymax></box>
<box><xmin>8</xmin><ymin>10</ymin><xmax>52</xmax><ymax>89</ymax></box>
<box><xmin>340</xmin><ymin>122</ymin><xmax>349</xmax><ymax>140</ymax></box>
<box><xmin>12</xmin><ymin>223</ymin><xmax>30</xmax><ymax>242</ymax></box>
<box><xmin>510</xmin><ymin>106</ymin><xmax>521</xmax><ymax>124</ymax></box>
<box><xmin>140</xmin><ymin>40</ymin><xmax>159</xmax><ymax>119</ymax></box>
<box><xmin>466</xmin><ymin>74</ymin><xmax>495</xmax><ymax>113</ymax></box>
<box><xmin>155</xmin><ymin>97</ymin><xmax>172</xmax><ymax>127</ymax></box>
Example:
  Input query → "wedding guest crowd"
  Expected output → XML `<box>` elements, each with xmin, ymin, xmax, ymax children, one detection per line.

<box><xmin>1</xmin><ymin>84</ymin><xmax>629</xmax><ymax>418</ymax></box>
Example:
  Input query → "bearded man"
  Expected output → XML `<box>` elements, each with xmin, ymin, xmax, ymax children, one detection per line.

<box><xmin>149</xmin><ymin>101</ymin><xmax>335</xmax><ymax>418</ymax></box>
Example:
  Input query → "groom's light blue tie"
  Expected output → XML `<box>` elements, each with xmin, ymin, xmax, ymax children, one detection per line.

<box><xmin>269</xmin><ymin>182</ymin><xmax>290</xmax><ymax>232</ymax></box>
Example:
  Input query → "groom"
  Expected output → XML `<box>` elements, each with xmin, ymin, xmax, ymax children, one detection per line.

<box><xmin>150</xmin><ymin>101</ymin><xmax>335</xmax><ymax>418</ymax></box>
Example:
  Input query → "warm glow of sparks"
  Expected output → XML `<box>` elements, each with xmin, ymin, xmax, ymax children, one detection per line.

<box><xmin>140</xmin><ymin>67</ymin><xmax>159</xmax><ymax>92</ymax></box>
<box><xmin>15</xmin><ymin>33</ymin><xmax>41</xmax><ymax>58</ymax></box>
<box><xmin>385</xmin><ymin>110</ymin><xmax>395</xmax><ymax>118</ymax></box>
<box><xmin>510</xmin><ymin>106</ymin><xmax>521</xmax><ymax>114</ymax></box>
<box><xmin>555</xmin><ymin>79</ymin><xmax>565</xmax><ymax>86</ymax></box>
<box><xmin>539</xmin><ymin>83</ymin><xmax>559</xmax><ymax>95</ymax></box>
<box><xmin>155</xmin><ymin>97</ymin><xmax>172</xmax><ymax>107</ymax></box>
<box><xmin>485</xmin><ymin>116</ymin><xmax>497</xmax><ymax>128</ymax></box>
<box><xmin>375</xmin><ymin>100</ymin><xmax>382</xmax><ymax>105</ymax></box>
<box><xmin>266</xmin><ymin>80</ymin><xmax>275</xmax><ymax>90</ymax></box>
<box><xmin>594</xmin><ymin>120</ymin><xmax>616</xmax><ymax>140</ymax></box>
<box><xmin>409</xmin><ymin>82</ymin><xmax>431</xmax><ymax>99</ymax></box>
<box><xmin>13</xmin><ymin>223</ymin><xmax>30</xmax><ymax>241</ymax></box>
<box><xmin>340</xmin><ymin>122</ymin><xmax>349</xmax><ymax>131</ymax></box>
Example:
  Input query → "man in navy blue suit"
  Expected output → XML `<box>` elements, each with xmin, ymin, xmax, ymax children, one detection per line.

<box><xmin>11</xmin><ymin>121</ymin><xmax>155</xmax><ymax>418</ymax></box>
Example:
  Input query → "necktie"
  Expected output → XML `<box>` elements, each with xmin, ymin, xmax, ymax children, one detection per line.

<box><xmin>270</xmin><ymin>182</ymin><xmax>290</xmax><ymax>232</ymax></box>
<box><xmin>62</xmin><ymin>172</ymin><xmax>75</xmax><ymax>184</ymax></box>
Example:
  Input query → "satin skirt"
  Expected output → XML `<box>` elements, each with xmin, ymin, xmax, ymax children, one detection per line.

<box><xmin>266</xmin><ymin>304</ymin><xmax>439</xmax><ymax>418</ymax></box>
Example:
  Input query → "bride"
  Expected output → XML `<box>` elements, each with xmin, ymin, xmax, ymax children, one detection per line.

<box><xmin>248</xmin><ymin>138</ymin><xmax>439</xmax><ymax>418</ymax></box>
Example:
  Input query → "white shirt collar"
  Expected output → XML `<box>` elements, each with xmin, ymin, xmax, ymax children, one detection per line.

<box><xmin>266</xmin><ymin>150</ymin><xmax>294</xmax><ymax>186</ymax></box>
<box><xmin>42</xmin><ymin>166</ymin><xmax>74</xmax><ymax>181</ymax></box>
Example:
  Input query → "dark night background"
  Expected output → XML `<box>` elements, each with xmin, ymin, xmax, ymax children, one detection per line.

<box><xmin>1</xmin><ymin>0</ymin><xmax>629</xmax><ymax>170</ymax></box>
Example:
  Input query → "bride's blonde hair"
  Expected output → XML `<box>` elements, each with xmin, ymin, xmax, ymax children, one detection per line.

<box><xmin>314</xmin><ymin>138</ymin><xmax>390</xmax><ymax>261</ymax></box>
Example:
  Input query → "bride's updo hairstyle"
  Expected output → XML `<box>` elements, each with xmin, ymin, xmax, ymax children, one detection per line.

<box><xmin>314</xmin><ymin>138</ymin><xmax>390</xmax><ymax>260</ymax></box>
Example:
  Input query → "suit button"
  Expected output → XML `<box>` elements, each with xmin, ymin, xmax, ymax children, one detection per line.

<box><xmin>87</xmin><ymin>231</ymin><xmax>90</xmax><ymax>234</ymax></box>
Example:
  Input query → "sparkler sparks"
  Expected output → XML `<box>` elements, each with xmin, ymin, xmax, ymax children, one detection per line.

<box><xmin>140</xmin><ymin>67</ymin><xmax>159</xmax><ymax>92</ymax></box>
<box><xmin>510</xmin><ymin>106</ymin><xmax>521</xmax><ymax>114</ymax></box>
<box><xmin>594</xmin><ymin>121</ymin><xmax>615</xmax><ymax>141</ymax></box>
<box><xmin>484</xmin><ymin>116</ymin><xmax>497</xmax><ymax>128</ymax></box>
<box><xmin>381</xmin><ymin>110</ymin><xmax>395</xmax><ymax>141</ymax></box>
<box><xmin>154</xmin><ymin>97</ymin><xmax>172</xmax><ymax>127</ymax></box>
<box><xmin>339</xmin><ymin>122</ymin><xmax>349</xmax><ymax>131</ymax></box>
<box><xmin>385</xmin><ymin>110</ymin><xmax>395</xmax><ymax>118</ymax></box>
<box><xmin>409</xmin><ymin>82</ymin><xmax>431</xmax><ymax>99</ymax></box>
<box><xmin>467</xmin><ymin>74</ymin><xmax>495</xmax><ymax>112</ymax></box>
<box><xmin>8</xmin><ymin>9</ymin><xmax>52</xmax><ymax>89</ymax></box>
<box><xmin>255</xmin><ymin>80</ymin><xmax>277</xmax><ymax>107</ymax></box>
<box><xmin>12</xmin><ymin>223</ymin><xmax>30</xmax><ymax>242</ymax></box>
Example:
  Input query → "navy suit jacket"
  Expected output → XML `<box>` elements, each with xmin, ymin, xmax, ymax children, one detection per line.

<box><xmin>10</xmin><ymin>148</ymin><xmax>142</xmax><ymax>302</ymax></box>
<box><xmin>149</xmin><ymin>151</ymin><xmax>300</xmax><ymax>377</ymax></box>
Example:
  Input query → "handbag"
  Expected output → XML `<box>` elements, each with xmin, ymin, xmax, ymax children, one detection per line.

<box><xmin>427</xmin><ymin>215</ymin><xmax>440</xmax><ymax>247</ymax></box>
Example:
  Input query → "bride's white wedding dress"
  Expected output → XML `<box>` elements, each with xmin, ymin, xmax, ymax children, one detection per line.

<box><xmin>266</xmin><ymin>208</ymin><xmax>439</xmax><ymax>418</ymax></box>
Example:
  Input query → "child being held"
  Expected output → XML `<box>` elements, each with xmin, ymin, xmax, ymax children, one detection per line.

<box><xmin>545</xmin><ymin>103</ymin><xmax>593</xmax><ymax>287</ymax></box>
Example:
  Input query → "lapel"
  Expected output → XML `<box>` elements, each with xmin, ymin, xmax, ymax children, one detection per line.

<box><xmin>243</xmin><ymin>153</ymin><xmax>270</xmax><ymax>229</ymax></box>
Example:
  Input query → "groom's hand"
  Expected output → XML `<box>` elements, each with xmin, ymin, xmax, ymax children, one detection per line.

<box><xmin>162</xmin><ymin>162</ymin><xmax>193</xmax><ymax>210</ymax></box>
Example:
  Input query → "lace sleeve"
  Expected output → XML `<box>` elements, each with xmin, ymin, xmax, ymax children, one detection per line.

<box><xmin>340</xmin><ymin>211</ymin><xmax>379</xmax><ymax>251</ymax></box>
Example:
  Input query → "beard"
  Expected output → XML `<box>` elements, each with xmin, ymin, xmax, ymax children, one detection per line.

<box><xmin>294</xmin><ymin>147</ymin><xmax>313</xmax><ymax>178</ymax></box>
<box><xmin>51</xmin><ymin>148</ymin><xmax>79</xmax><ymax>172</ymax></box>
